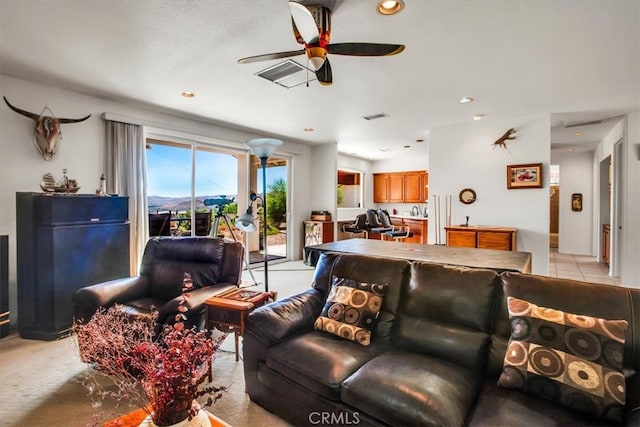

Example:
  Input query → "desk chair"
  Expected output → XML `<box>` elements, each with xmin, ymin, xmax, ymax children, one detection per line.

<box><xmin>342</xmin><ymin>214</ymin><xmax>368</xmax><ymax>239</ymax></box>
<box><xmin>149</xmin><ymin>212</ymin><xmax>171</xmax><ymax>236</ymax></box>
<box><xmin>179</xmin><ymin>211</ymin><xmax>212</xmax><ymax>236</ymax></box>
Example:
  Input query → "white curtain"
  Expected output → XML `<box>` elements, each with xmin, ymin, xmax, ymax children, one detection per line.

<box><xmin>105</xmin><ymin>120</ymin><xmax>148</xmax><ymax>274</ymax></box>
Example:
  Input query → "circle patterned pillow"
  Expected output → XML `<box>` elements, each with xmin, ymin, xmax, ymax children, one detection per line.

<box><xmin>498</xmin><ymin>296</ymin><xmax>628</xmax><ymax>423</ymax></box>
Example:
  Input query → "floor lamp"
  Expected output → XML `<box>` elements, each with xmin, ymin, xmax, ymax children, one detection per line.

<box><xmin>236</xmin><ymin>138</ymin><xmax>282</xmax><ymax>293</ymax></box>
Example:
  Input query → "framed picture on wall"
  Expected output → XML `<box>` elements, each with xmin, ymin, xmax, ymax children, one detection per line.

<box><xmin>507</xmin><ymin>163</ymin><xmax>543</xmax><ymax>189</ymax></box>
<box><xmin>572</xmin><ymin>193</ymin><xmax>583</xmax><ymax>212</ymax></box>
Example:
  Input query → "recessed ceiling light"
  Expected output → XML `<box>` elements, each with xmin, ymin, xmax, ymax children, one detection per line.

<box><xmin>181</xmin><ymin>91</ymin><xmax>195</xmax><ymax>98</ymax></box>
<box><xmin>458</xmin><ymin>97</ymin><xmax>474</xmax><ymax>104</ymax></box>
<box><xmin>473</xmin><ymin>114</ymin><xmax>485</xmax><ymax>121</ymax></box>
<box><xmin>573</xmin><ymin>131</ymin><xmax>584</xmax><ymax>136</ymax></box>
<box><xmin>377</xmin><ymin>0</ymin><xmax>404</xmax><ymax>15</ymax></box>
<box><xmin>403</xmin><ymin>145</ymin><xmax>411</xmax><ymax>149</ymax></box>
<box><xmin>303</xmin><ymin>127</ymin><xmax>314</xmax><ymax>132</ymax></box>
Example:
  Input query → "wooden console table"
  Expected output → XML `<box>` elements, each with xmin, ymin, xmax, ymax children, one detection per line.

<box><xmin>445</xmin><ymin>225</ymin><xmax>517</xmax><ymax>251</ymax></box>
<box><xmin>304</xmin><ymin>239</ymin><xmax>531</xmax><ymax>273</ymax></box>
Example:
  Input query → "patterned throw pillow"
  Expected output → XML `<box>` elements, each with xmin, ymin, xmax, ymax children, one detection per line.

<box><xmin>498</xmin><ymin>296</ymin><xmax>628</xmax><ymax>423</ymax></box>
<box><xmin>314</xmin><ymin>276</ymin><xmax>387</xmax><ymax>346</ymax></box>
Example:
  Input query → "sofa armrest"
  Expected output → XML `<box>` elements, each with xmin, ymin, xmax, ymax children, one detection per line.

<box><xmin>156</xmin><ymin>283</ymin><xmax>237</xmax><ymax>327</ymax></box>
<box><xmin>245</xmin><ymin>288</ymin><xmax>326</xmax><ymax>346</ymax></box>
<box><xmin>72</xmin><ymin>276</ymin><xmax>149</xmax><ymax>323</ymax></box>
<box><xmin>626</xmin><ymin>370</ymin><xmax>640</xmax><ymax>426</ymax></box>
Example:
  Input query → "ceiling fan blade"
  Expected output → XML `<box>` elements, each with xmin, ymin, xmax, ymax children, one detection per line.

<box><xmin>238</xmin><ymin>49</ymin><xmax>305</xmax><ymax>64</ymax></box>
<box><xmin>315</xmin><ymin>59</ymin><xmax>332</xmax><ymax>86</ymax></box>
<box><xmin>288</xmin><ymin>1</ymin><xmax>319</xmax><ymax>45</ymax></box>
<box><xmin>327</xmin><ymin>43</ymin><xmax>405</xmax><ymax>57</ymax></box>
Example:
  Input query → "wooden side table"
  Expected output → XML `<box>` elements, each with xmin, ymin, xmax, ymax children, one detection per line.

<box><xmin>205</xmin><ymin>289</ymin><xmax>275</xmax><ymax>362</ymax></box>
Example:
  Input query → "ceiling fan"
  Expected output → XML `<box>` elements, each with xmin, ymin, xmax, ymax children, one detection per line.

<box><xmin>238</xmin><ymin>1</ymin><xmax>405</xmax><ymax>86</ymax></box>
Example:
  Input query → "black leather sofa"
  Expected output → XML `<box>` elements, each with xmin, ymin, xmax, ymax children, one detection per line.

<box><xmin>243</xmin><ymin>252</ymin><xmax>640</xmax><ymax>426</ymax></box>
<box><xmin>72</xmin><ymin>236</ymin><xmax>244</xmax><ymax>332</ymax></box>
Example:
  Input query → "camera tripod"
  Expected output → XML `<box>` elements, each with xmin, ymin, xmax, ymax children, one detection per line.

<box><xmin>210</xmin><ymin>207</ymin><xmax>259</xmax><ymax>287</ymax></box>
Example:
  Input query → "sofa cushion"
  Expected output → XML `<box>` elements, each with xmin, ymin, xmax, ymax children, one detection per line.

<box><xmin>314</xmin><ymin>276</ymin><xmax>387</xmax><ymax>346</ymax></box>
<box><xmin>342</xmin><ymin>349</ymin><xmax>484</xmax><ymax>427</ymax></box>
<box><xmin>468</xmin><ymin>378</ymin><xmax>619</xmax><ymax>427</ymax></box>
<box><xmin>266</xmin><ymin>330</ymin><xmax>388</xmax><ymax>401</ymax></box>
<box><xmin>394</xmin><ymin>262</ymin><xmax>498</xmax><ymax>370</ymax></box>
<box><xmin>498</xmin><ymin>296</ymin><xmax>628</xmax><ymax>423</ymax></box>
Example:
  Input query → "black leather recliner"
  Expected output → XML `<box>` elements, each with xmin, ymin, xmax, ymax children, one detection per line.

<box><xmin>72</xmin><ymin>236</ymin><xmax>244</xmax><ymax>332</ymax></box>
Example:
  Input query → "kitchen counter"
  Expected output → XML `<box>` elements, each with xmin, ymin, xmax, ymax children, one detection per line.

<box><xmin>389</xmin><ymin>214</ymin><xmax>429</xmax><ymax>221</ymax></box>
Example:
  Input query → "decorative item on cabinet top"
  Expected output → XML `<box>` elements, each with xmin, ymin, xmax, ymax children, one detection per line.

<box><xmin>311</xmin><ymin>210</ymin><xmax>332</xmax><ymax>221</ymax></box>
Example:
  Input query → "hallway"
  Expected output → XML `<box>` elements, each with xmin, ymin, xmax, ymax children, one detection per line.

<box><xmin>548</xmin><ymin>248</ymin><xmax>620</xmax><ymax>286</ymax></box>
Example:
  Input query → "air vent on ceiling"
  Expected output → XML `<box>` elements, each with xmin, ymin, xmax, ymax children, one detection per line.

<box><xmin>362</xmin><ymin>113</ymin><xmax>389</xmax><ymax>121</ymax></box>
<box><xmin>564</xmin><ymin>118</ymin><xmax>605</xmax><ymax>128</ymax></box>
<box><xmin>255</xmin><ymin>60</ymin><xmax>316</xmax><ymax>88</ymax></box>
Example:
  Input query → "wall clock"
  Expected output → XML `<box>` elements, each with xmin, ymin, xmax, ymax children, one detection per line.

<box><xmin>459</xmin><ymin>188</ymin><xmax>477</xmax><ymax>204</ymax></box>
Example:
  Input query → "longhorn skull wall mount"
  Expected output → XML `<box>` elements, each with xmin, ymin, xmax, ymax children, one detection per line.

<box><xmin>4</xmin><ymin>96</ymin><xmax>91</xmax><ymax>160</ymax></box>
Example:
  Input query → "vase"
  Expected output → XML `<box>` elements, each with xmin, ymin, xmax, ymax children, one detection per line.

<box><xmin>138</xmin><ymin>403</ymin><xmax>211</xmax><ymax>427</ymax></box>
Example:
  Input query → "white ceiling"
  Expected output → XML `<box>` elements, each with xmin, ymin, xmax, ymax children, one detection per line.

<box><xmin>1</xmin><ymin>0</ymin><xmax>638</xmax><ymax>160</ymax></box>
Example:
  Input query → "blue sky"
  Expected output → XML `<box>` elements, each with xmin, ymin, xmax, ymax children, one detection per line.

<box><xmin>147</xmin><ymin>144</ymin><xmax>286</xmax><ymax>198</ymax></box>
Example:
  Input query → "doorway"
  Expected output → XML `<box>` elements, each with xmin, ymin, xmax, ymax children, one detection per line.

<box><xmin>247</xmin><ymin>154</ymin><xmax>288</xmax><ymax>265</ymax></box>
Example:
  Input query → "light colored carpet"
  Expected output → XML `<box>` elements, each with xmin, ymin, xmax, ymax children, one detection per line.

<box><xmin>0</xmin><ymin>261</ymin><xmax>315</xmax><ymax>427</ymax></box>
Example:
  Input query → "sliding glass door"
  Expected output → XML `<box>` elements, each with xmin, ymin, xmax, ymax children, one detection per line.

<box><xmin>146</xmin><ymin>139</ymin><xmax>239</xmax><ymax>237</ymax></box>
<box><xmin>145</xmin><ymin>137</ymin><xmax>289</xmax><ymax>264</ymax></box>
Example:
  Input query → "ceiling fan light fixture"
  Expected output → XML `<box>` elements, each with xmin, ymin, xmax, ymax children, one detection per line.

<box><xmin>377</xmin><ymin>0</ymin><xmax>405</xmax><ymax>15</ymax></box>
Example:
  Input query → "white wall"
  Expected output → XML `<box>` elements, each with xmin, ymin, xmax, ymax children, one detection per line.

<box><xmin>0</xmin><ymin>75</ymin><xmax>315</xmax><ymax>323</ymax></box>
<box><xmin>621</xmin><ymin>113</ymin><xmax>640</xmax><ymax>287</ymax></box>
<box><xmin>552</xmin><ymin>151</ymin><xmax>594</xmax><ymax>255</ymax></box>
<box><xmin>429</xmin><ymin>115</ymin><xmax>551</xmax><ymax>275</ymax></box>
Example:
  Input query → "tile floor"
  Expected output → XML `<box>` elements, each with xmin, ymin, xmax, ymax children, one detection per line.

<box><xmin>548</xmin><ymin>248</ymin><xmax>621</xmax><ymax>286</ymax></box>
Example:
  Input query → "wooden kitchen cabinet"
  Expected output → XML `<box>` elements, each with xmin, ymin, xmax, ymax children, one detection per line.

<box><xmin>390</xmin><ymin>217</ymin><xmax>428</xmax><ymax>244</ymax></box>
<box><xmin>373</xmin><ymin>174</ymin><xmax>389</xmax><ymax>203</ymax></box>
<box><xmin>404</xmin><ymin>173</ymin><xmax>423</xmax><ymax>203</ymax></box>
<box><xmin>445</xmin><ymin>226</ymin><xmax>517</xmax><ymax>251</ymax></box>
<box><xmin>388</xmin><ymin>174</ymin><xmax>405</xmax><ymax>202</ymax></box>
<box><xmin>373</xmin><ymin>171</ymin><xmax>427</xmax><ymax>203</ymax></box>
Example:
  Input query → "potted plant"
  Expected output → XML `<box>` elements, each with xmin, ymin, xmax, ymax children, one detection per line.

<box><xmin>73</xmin><ymin>274</ymin><xmax>226</xmax><ymax>426</ymax></box>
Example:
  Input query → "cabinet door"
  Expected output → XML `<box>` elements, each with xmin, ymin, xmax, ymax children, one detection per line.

<box><xmin>404</xmin><ymin>173</ymin><xmax>424</xmax><ymax>203</ymax></box>
<box><xmin>423</xmin><ymin>172</ymin><xmax>429</xmax><ymax>201</ymax></box>
<box><xmin>388</xmin><ymin>174</ymin><xmax>405</xmax><ymax>202</ymax></box>
<box><xmin>373</xmin><ymin>174</ymin><xmax>389</xmax><ymax>203</ymax></box>
<box><xmin>403</xmin><ymin>219</ymin><xmax>425</xmax><ymax>244</ymax></box>
<box><xmin>447</xmin><ymin>230</ymin><xmax>476</xmax><ymax>247</ymax></box>
<box><xmin>477</xmin><ymin>231</ymin><xmax>513</xmax><ymax>251</ymax></box>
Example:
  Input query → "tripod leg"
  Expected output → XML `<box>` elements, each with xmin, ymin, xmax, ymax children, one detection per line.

<box><xmin>222</xmin><ymin>213</ymin><xmax>259</xmax><ymax>287</ymax></box>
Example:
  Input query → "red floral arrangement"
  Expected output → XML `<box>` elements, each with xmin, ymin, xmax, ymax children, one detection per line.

<box><xmin>74</xmin><ymin>273</ymin><xmax>226</xmax><ymax>426</ymax></box>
